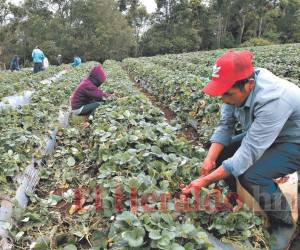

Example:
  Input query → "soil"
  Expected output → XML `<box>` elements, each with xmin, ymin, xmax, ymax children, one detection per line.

<box><xmin>52</xmin><ymin>187</ymin><xmax>72</xmax><ymax>215</ymax></box>
<box><xmin>129</xmin><ymin>73</ymin><xmax>200</xmax><ymax>144</ymax></box>
<box><xmin>177</xmin><ymin>126</ymin><xmax>199</xmax><ymax>142</ymax></box>
<box><xmin>134</xmin><ymin>81</ymin><xmax>176</xmax><ymax>121</ymax></box>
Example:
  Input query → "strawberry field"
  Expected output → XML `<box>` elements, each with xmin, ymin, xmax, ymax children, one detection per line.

<box><xmin>124</xmin><ymin>43</ymin><xmax>300</xmax><ymax>143</ymax></box>
<box><xmin>1</xmin><ymin>44</ymin><xmax>300</xmax><ymax>249</ymax></box>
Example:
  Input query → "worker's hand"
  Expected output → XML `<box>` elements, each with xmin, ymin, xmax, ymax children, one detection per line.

<box><xmin>82</xmin><ymin>121</ymin><xmax>90</xmax><ymax>129</ymax></box>
<box><xmin>200</xmin><ymin>158</ymin><xmax>216</xmax><ymax>177</ymax></box>
<box><xmin>106</xmin><ymin>94</ymin><xmax>115</xmax><ymax>99</ymax></box>
<box><xmin>109</xmin><ymin>93</ymin><xmax>119</xmax><ymax>98</ymax></box>
<box><xmin>182</xmin><ymin>177</ymin><xmax>208</xmax><ymax>195</ymax></box>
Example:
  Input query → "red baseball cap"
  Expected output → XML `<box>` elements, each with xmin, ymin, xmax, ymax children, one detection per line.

<box><xmin>202</xmin><ymin>50</ymin><xmax>254</xmax><ymax>96</ymax></box>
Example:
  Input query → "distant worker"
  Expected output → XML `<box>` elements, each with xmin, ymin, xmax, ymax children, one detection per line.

<box><xmin>70</xmin><ymin>64</ymin><xmax>115</xmax><ymax>116</ymax></box>
<box><xmin>32</xmin><ymin>46</ymin><xmax>45</xmax><ymax>73</ymax></box>
<box><xmin>10</xmin><ymin>55</ymin><xmax>20</xmax><ymax>71</ymax></box>
<box><xmin>72</xmin><ymin>56</ymin><xmax>81</xmax><ymax>67</ymax></box>
<box><xmin>57</xmin><ymin>54</ymin><xmax>63</xmax><ymax>66</ymax></box>
<box><xmin>43</xmin><ymin>57</ymin><xmax>49</xmax><ymax>70</ymax></box>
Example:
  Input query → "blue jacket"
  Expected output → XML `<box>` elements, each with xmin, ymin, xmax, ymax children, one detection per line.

<box><xmin>10</xmin><ymin>57</ymin><xmax>20</xmax><ymax>71</ymax></box>
<box><xmin>72</xmin><ymin>57</ymin><xmax>81</xmax><ymax>67</ymax></box>
<box><xmin>32</xmin><ymin>48</ymin><xmax>45</xmax><ymax>63</ymax></box>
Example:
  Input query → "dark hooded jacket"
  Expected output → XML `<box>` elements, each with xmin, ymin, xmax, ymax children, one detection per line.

<box><xmin>10</xmin><ymin>56</ymin><xmax>20</xmax><ymax>71</ymax></box>
<box><xmin>71</xmin><ymin>65</ymin><xmax>111</xmax><ymax>110</ymax></box>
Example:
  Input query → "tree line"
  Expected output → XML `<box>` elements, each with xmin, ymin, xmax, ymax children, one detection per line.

<box><xmin>0</xmin><ymin>0</ymin><xmax>299</xmax><ymax>66</ymax></box>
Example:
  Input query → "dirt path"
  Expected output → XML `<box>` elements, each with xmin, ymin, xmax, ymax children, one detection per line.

<box><xmin>132</xmin><ymin>77</ymin><xmax>200</xmax><ymax>143</ymax></box>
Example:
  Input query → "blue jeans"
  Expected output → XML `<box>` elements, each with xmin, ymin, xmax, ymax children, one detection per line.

<box><xmin>33</xmin><ymin>62</ymin><xmax>43</xmax><ymax>73</ymax></box>
<box><xmin>216</xmin><ymin>134</ymin><xmax>300</xmax><ymax>215</ymax></box>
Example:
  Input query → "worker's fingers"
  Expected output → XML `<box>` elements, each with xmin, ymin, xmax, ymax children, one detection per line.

<box><xmin>182</xmin><ymin>186</ymin><xmax>192</xmax><ymax>195</ymax></box>
<box><xmin>182</xmin><ymin>183</ymin><xmax>196</xmax><ymax>194</ymax></box>
<box><xmin>82</xmin><ymin>122</ymin><xmax>90</xmax><ymax>129</ymax></box>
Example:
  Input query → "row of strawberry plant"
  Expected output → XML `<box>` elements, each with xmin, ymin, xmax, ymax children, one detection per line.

<box><xmin>0</xmin><ymin>64</ymin><xmax>71</xmax><ymax>99</ymax></box>
<box><xmin>143</xmin><ymin>44</ymin><xmax>300</xmax><ymax>84</ymax></box>
<box><xmin>123</xmin><ymin>58</ymin><xmax>219</xmax><ymax>143</ymax></box>
<box><xmin>11</xmin><ymin>60</ymin><xmax>267</xmax><ymax>250</ymax></box>
<box><xmin>0</xmin><ymin>62</ymin><xmax>96</xmax><ymax>198</ymax></box>
<box><xmin>123</xmin><ymin>44</ymin><xmax>300</xmax><ymax>145</ymax></box>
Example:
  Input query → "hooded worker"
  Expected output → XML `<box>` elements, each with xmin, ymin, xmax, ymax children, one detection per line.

<box><xmin>70</xmin><ymin>64</ymin><xmax>114</xmax><ymax>116</ymax></box>
<box><xmin>10</xmin><ymin>55</ymin><xmax>20</xmax><ymax>71</ymax></box>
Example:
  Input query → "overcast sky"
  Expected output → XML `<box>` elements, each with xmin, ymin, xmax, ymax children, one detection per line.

<box><xmin>8</xmin><ymin>0</ymin><xmax>157</xmax><ymax>13</ymax></box>
<box><xmin>140</xmin><ymin>0</ymin><xmax>157</xmax><ymax>13</ymax></box>
<box><xmin>8</xmin><ymin>0</ymin><xmax>21</xmax><ymax>4</ymax></box>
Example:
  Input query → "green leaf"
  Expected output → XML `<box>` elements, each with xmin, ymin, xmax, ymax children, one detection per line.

<box><xmin>128</xmin><ymin>157</ymin><xmax>141</xmax><ymax>166</ymax></box>
<box><xmin>108</xmin><ymin>126</ymin><xmax>117</xmax><ymax>132</ymax></box>
<box><xmin>24</xmin><ymin>212</ymin><xmax>42</xmax><ymax>222</ymax></box>
<box><xmin>63</xmin><ymin>245</ymin><xmax>77</xmax><ymax>250</ymax></box>
<box><xmin>47</xmin><ymin>194</ymin><xmax>62</xmax><ymax>206</ymax></box>
<box><xmin>149</xmin><ymin>230</ymin><xmax>162</xmax><ymax>240</ymax></box>
<box><xmin>30</xmin><ymin>237</ymin><xmax>51</xmax><ymax>249</ymax></box>
<box><xmin>129</xmin><ymin>135</ymin><xmax>139</xmax><ymax>141</ymax></box>
<box><xmin>15</xmin><ymin>231</ymin><xmax>24</xmax><ymax>241</ymax></box>
<box><xmin>171</xmin><ymin>243</ymin><xmax>185</xmax><ymax>250</ymax></box>
<box><xmin>102</xmin><ymin>154</ymin><xmax>109</xmax><ymax>161</ymax></box>
<box><xmin>184</xmin><ymin>242</ymin><xmax>195</xmax><ymax>250</ymax></box>
<box><xmin>72</xmin><ymin>231</ymin><xmax>84</xmax><ymax>238</ymax></box>
<box><xmin>168</xmin><ymin>154</ymin><xmax>177</xmax><ymax>162</ymax></box>
<box><xmin>128</xmin><ymin>177</ymin><xmax>139</xmax><ymax>188</ymax></box>
<box><xmin>116</xmin><ymin>211</ymin><xmax>139</xmax><ymax>226</ymax></box>
<box><xmin>159</xmin><ymin>180</ymin><xmax>169</xmax><ymax>191</ymax></box>
<box><xmin>151</xmin><ymin>212</ymin><xmax>162</xmax><ymax>223</ymax></box>
<box><xmin>162</xmin><ymin>229</ymin><xmax>177</xmax><ymax>240</ymax></box>
<box><xmin>181</xmin><ymin>223</ymin><xmax>195</xmax><ymax>235</ymax></box>
<box><xmin>151</xmin><ymin>146</ymin><xmax>162</xmax><ymax>156</ymax></box>
<box><xmin>157</xmin><ymin>235</ymin><xmax>170</xmax><ymax>248</ymax></box>
<box><xmin>67</xmin><ymin>156</ymin><xmax>76</xmax><ymax>167</ymax></box>
<box><xmin>124</xmin><ymin>110</ymin><xmax>131</xmax><ymax>117</ymax></box>
<box><xmin>122</xmin><ymin>227</ymin><xmax>145</xmax><ymax>247</ymax></box>
<box><xmin>161</xmin><ymin>213</ymin><xmax>173</xmax><ymax>224</ymax></box>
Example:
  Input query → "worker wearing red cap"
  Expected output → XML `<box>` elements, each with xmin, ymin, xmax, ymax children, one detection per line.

<box><xmin>183</xmin><ymin>50</ymin><xmax>300</xmax><ymax>249</ymax></box>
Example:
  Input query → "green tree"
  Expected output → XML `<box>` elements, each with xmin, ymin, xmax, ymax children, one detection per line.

<box><xmin>128</xmin><ymin>5</ymin><xmax>149</xmax><ymax>55</ymax></box>
<box><xmin>0</xmin><ymin>0</ymin><xmax>136</xmax><ymax>65</ymax></box>
<box><xmin>141</xmin><ymin>0</ymin><xmax>201</xmax><ymax>55</ymax></box>
<box><xmin>252</xmin><ymin>0</ymin><xmax>278</xmax><ymax>37</ymax></box>
<box><xmin>277</xmin><ymin>0</ymin><xmax>300</xmax><ymax>42</ymax></box>
<box><xmin>190</xmin><ymin>0</ymin><xmax>214</xmax><ymax>49</ymax></box>
<box><xmin>0</xmin><ymin>0</ymin><xmax>10</xmax><ymax>27</ymax></box>
<box><xmin>208</xmin><ymin>0</ymin><xmax>234</xmax><ymax>48</ymax></box>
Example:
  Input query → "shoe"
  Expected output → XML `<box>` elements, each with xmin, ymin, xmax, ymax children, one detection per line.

<box><xmin>268</xmin><ymin>223</ymin><xmax>297</xmax><ymax>250</ymax></box>
<box><xmin>265</xmin><ymin>190</ymin><xmax>297</xmax><ymax>250</ymax></box>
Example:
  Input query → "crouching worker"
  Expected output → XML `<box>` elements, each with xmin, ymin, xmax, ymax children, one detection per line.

<box><xmin>70</xmin><ymin>64</ymin><xmax>114</xmax><ymax>117</ymax></box>
<box><xmin>183</xmin><ymin>50</ymin><xmax>300</xmax><ymax>250</ymax></box>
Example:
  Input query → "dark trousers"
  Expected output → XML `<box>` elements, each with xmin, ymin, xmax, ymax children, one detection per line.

<box><xmin>78</xmin><ymin>102</ymin><xmax>100</xmax><ymax>116</ymax></box>
<box><xmin>33</xmin><ymin>62</ymin><xmax>43</xmax><ymax>73</ymax></box>
<box><xmin>216</xmin><ymin>134</ymin><xmax>300</xmax><ymax>222</ymax></box>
